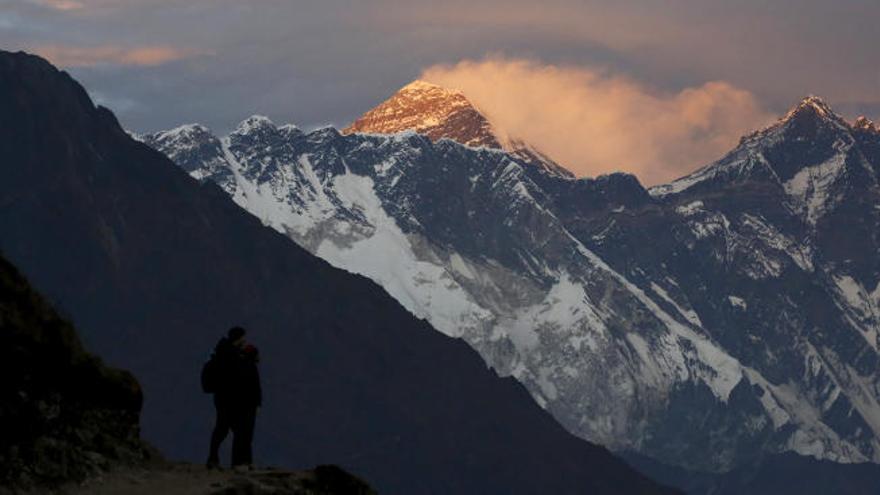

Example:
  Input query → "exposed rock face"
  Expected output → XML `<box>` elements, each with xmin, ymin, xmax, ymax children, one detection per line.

<box><xmin>148</xmin><ymin>93</ymin><xmax>880</xmax><ymax>475</ymax></box>
<box><xmin>343</xmin><ymin>80</ymin><xmax>574</xmax><ymax>177</ymax></box>
<box><xmin>627</xmin><ymin>95</ymin><xmax>880</xmax><ymax>466</ymax></box>
<box><xmin>345</xmin><ymin>80</ymin><xmax>501</xmax><ymax>149</ymax></box>
<box><xmin>0</xmin><ymin>254</ymin><xmax>149</xmax><ymax>489</ymax></box>
<box><xmin>0</xmin><ymin>50</ymin><xmax>677</xmax><ymax>495</ymax></box>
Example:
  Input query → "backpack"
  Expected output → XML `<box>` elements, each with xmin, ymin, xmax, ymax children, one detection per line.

<box><xmin>201</xmin><ymin>355</ymin><xmax>220</xmax><ymax>393</ymax></box>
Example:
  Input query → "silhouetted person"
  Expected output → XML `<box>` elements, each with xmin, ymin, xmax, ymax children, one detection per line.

<box><xmin>205</xmin><ymin>326</ymin><xmax>262</xmax><ymax>469</ymax></box>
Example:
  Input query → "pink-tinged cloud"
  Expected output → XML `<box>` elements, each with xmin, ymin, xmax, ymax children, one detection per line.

<box><xmin>34</xmin><ymin>45</ymin><xmax>202</xmax><ymax>67</ymax></box>
<box><xmin>29</xmin><ymin>0</ymin><xmax>86</xmax><ymax>10</ymax></box>
<box><xmin>422</xmin><ymin>58</ymin><xmax>775</xmax><ymax>186</ymax></box>
<box><xmin>26</xmin><ymin>0</ymin><xmax>157</xmax><ymax>12</ymax></box>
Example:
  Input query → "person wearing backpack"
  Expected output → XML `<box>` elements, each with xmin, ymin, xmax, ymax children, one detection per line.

<box><xmin>204</xmin><ymin>326</ymin><xmax>262</xmax><ymax>470</ymax></box>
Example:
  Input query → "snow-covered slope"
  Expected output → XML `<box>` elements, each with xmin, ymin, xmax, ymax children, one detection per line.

<box><xmin>343</xmin><ymin>80</ymin><xmax>573</xmax><ymax>178</ymax></box>
<box><xmin>649</xmin><ymin>96</ymin><xmax>871</xmax><ymax>222</ymax></box>
<box><xmin>144</xmin><ymin>96</ymin><xmax>880</xmax><ymax>473</ymax></box>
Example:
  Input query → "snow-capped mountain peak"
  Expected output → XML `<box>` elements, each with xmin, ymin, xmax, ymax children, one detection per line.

<box><xmin>141</xmin><ymin>123</ymin><xmax>222</xmax><ymax>174</ymax></box>
<box><xmin>784</xmin><ymin>95</ymin><xmax>836</xmax><ymax>120</ymax></box>
<box><xmin>344</xmin><ymin>80</ymin><xmax>574</xmax><ymax>177</ymax></box>
<box><xmin>233</xmin><ymin>114</ymin><xmax>276</xmax><ymax>134</ymax></box>
<box><xmin>149</xmin><ymin>123</ymin><xmax>213</xmax><ymax>143</ymax></box>
<box><xmin>344</xmin><ymin>79</ymin><xmax>498</xmax><ymax>147</ymax></box>
<box><xmin>278</xmin><ymin>123</ymin><xmax>303</xmax><ymax>136</ymax></box>
<box><xmin>775</xmin><ymin>95</ymin><xmax>851</xmax><ymax>133</ymax></box>
<box><xmin>650</xmin><ymin>95</ymin><xmax>868</xmax><ymax>203</ymax></box>
<box><xmin>855</xmin><ymin>116</ymin><xmax>879</xmax><ymax>133</ymax></box>
<box><xmin>399</xmin><ymin>78</ymin><xmax>464</xmax><ymax>97</ymax></box>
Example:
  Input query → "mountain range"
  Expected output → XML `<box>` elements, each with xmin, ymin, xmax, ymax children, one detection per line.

<box><xmin>145</xmin><ymin>80</ymin><xmax>880</xmax><ymax>480</ymax></box>
<box><xmin>0</xmin><ymin>50</ymin><xmax>675</xmax><ymax>494</ymax></box>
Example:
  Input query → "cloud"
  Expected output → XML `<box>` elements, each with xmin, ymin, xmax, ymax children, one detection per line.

<box><xmin>33</xmin><ymin>44</ymin><xmax>204</xmax><ymax>67</ymax></box>
<box><xmin>89</xmin><ymin>90</ymin><xmax>141</xmax><ymax>113</ymax></box>
<box><xmin>9</xmin><ymin>0</ymin><xmax>871</xmax><ymax>136</ymax></box>
<box><xmin>422</xmin><ymin>58</ymin><xmax>776</xmax><ymax>185</ymax></box>
<box><xmin>28</xmin><ymin>0</ymin><xmax>86</xmax><ymax>11</ymax></box>
<box><xmin>24</xmin><ymin>0</ymin><xmax>162</xmax><ymax>12</ymax></box>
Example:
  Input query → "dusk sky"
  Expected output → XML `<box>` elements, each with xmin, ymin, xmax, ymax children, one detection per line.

<box><xmin>3</xmin><ymin>0</ymin><xmax>879</xmax><ymax>183</ymax></box>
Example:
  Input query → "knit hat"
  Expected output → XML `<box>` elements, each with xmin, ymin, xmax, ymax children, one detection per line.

<box><xmin>228</xmin><ymin>326</ymin><xmax>246</xmax><ymax>341</ymax></box>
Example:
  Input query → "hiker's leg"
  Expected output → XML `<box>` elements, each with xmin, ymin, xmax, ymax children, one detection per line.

<box><xmin>232</xmin><ymin>406</ymin><xmax>256</xmax><ymax>466</ymax></box>
<box><xmin>208</xmin><ymin>397</ymin><xmax>231</xmax><ymax>465</ymax></box>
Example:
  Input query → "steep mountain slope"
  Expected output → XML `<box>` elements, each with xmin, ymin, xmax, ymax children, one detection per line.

<box><xmin>0</xmin><ymin>254</ymin><xmax>149</xmax><ymax>488</ymax></box>
<box><xmin>0</xmin><ymin>50</ymin><xmax>677</xmax><ymax>495</ymax></box>
<box><xmin>148</xmin><ymin>93</ymin><xmax>880</xmax><ymax>476</ymax></box>
<box><xmin>614</xmin><ymin>95</ymin><xmax>880</xmax><ymax>462</ymax></box>
<box><xmin>543</xmin><ymin>96</ymin><xmax>880</xmax><ymax>469</ymax></box>
<box><xmin>564</xmin><ymin>95</ymin><xmax>880</xmax><ymax>467</ymax></box>
<box><xmin>343</xmin><ymin>79</ymin><xmax>573</xmax><ymax>177</ymax></box>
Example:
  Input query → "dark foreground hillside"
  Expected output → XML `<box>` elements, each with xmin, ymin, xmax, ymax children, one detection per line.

<box><xmin>68</xmin><ymin>464</ymin><xmax>377</xmax><ymax>495</ymax></box>
<box><xmin>0</xmin><ymin>252</ymin><xmax>375</xmax><ymax>495</ymax></box>
<box><xmin>0</xmin><ymin>254</ymin><xmax>149</xmax><ymax>489</ymax></box>
<box><xmin>0</xmin><ymin>50</ymin><xmax>676</xmax><ymax>494</ymax></box>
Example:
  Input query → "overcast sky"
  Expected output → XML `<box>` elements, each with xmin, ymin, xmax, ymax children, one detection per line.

<box><xmin>2</xmin><ymin>0</ymin><xmax>879</xmax><ymax>182</ymax></box>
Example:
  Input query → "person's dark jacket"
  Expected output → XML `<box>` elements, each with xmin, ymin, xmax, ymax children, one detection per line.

<box><xmin>213</xmin><ymin>338</ymin><xmax>262</xmax><ymax>408</ymax></box>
